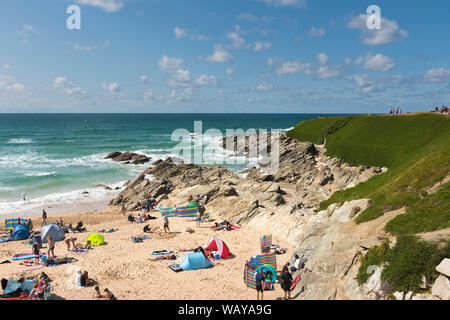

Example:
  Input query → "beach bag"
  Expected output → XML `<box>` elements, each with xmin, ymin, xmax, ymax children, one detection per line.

<box><xmin>169</xmin><ymin>264</ymin><xmax>183</xmax><ymax>272</ymax></box>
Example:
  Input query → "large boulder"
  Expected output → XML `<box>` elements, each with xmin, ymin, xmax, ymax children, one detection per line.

<box><xmin>436</xmin><ymin>258</ymin><xmax>450</xmax><ymax>278</ymax></box>
<box><xmin>431</xmin><ymin>275</ymin><xmax>450</xmax><ymax>300</ymax></box>
<box><xmin>105</xmin><ymin>151</ymin><xmax>150</xmax><ymax>164</ymax></box>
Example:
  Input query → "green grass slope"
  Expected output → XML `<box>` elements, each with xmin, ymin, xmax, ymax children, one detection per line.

<box><xmin>287</xmin><ymin>113</ymin><xmax>450</xmax><ymax>235</ymax></box>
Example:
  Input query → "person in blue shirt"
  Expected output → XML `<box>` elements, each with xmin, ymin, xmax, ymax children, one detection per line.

<box><xmin>255</xmin><ymin>269</ymin><xmax>265</xmax><ymax>300</ymax></box>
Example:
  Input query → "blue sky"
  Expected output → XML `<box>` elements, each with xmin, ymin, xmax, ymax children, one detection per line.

<box><xmin>0</xmin><ymin>0</ymin><xmax>449</xmax><ymax>113</ymax></box>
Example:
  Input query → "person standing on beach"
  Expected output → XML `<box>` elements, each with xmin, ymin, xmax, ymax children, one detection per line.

<box><xmin>255</xmin><ymin>268</ymin><xmax>265</xmax><ymax>300</ymax></box>
<box><xmin>47</xmin><ymin>237</ymin><xmax>55</xmax><ymax>260</ymax></box>
<box><xmin>280</xmin><ymin>266</ymin><xmax>293</xmax><ymax>300</ymax></box>
<box><xmin>42</xmin><ymin>209</ymin><xmax>47</xmax><ymax>226</ymax></box>
<box><xmin>163</xmin><ymin>213</ymin><xmax>170</xmax><ymax>233</ymax></box>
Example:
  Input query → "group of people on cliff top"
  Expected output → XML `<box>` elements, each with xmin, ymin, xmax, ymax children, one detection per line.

<box><xmin>135</xmin><ymin>198</ymin><xmax>157</xmax><ymax>213</ymax></box>
<box><xmin>435</xmin><ymin>105</ymin><xmax>449</xmax><ymax>114</ymax></box>
<box><xmin>389</xmin><ymin>107</ymin><xmax>402</xmax><ymax>115</ymax></box>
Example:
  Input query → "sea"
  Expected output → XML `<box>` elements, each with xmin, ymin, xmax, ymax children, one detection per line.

<box><xmin>0</xmin><ymin>113</ymin><xmax>344</xmax><ymax>218</ymax></box>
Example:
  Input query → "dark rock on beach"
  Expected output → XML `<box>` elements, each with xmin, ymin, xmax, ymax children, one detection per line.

<box><xmin>104</xmin><ymin>151</ymin><xmax>150</xmax><ymax>165</ymax></box>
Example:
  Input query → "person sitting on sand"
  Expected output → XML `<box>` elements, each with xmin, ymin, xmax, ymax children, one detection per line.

<box><xmin>74</xmin><ymin>240</ymin><xmax>91</xmax><ymax>250</ymax></box>
<box><xmin>26</xmin><ymin>279</ymin><xmax>49</xmax><ymax>300</ymax></box>
<box><xmin>93</xmin><ymin>285</ymin><xmax>103</xmax><ymax>299</ymax></box>
<box><xmin>65</xmin><ymin>237</ymin><xmax>77</xmax><ymax>251</ymax></box>
<box><xmin>127</xmin><ymin>214</ymin><xmax>135</xmax><ymax>223</ymax></box>
<box><xmin>80</xmin><ymin>271</ymin><xmax>95</xmax><ymax>287</ymax></box>
<box><xmin>143</xmin><ymin>225</ymin><xmax>151</xmax><ymax>233</ymax></box>
<box><xmin>47</xmin><ymin>236</ymin><xmax>55</xmax><ymax>260</ymax></box>
<box><xmin>104</xmin><ymin>288</ymin><xmax>116</xmax><ymax>300</ymax></box>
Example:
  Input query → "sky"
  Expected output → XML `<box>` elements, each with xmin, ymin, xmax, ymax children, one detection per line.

<box><xmin>0</xmin><ymin>0</ymin><xmax>449</xmax><ymax>113</ymax></box>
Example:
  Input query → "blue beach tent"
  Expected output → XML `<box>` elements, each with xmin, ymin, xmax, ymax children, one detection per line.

<box><xmin>180</xmin><ymin>252</ymin><xmax>213</xmax><ymax>271</ymax></box>
<box><xmin>0</xmin><ymin>224</ymin><xmax>30</xmax><ymax>243</ymax></box>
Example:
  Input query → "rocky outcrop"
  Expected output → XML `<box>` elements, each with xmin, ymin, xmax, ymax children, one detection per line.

<box><xmin>431</xmin><ymin>259</ymin><xmax>450</xmax><ymax>300</ymax></box>
<box><xmin>105</xmin><ymin>152</ymin><xmax>150</xmax><ymax>165</ymax></box>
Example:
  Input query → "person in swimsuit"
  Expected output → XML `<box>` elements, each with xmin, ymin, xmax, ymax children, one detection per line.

<box><xmin>47</xmin><ymin>237</ymin><xmax>55</xmax><ymax>259</ymax></box>
<box><xmin>93</xmin><ymin>285</ymin><xmax>103</xmax><ymax>299</ymax></box>
<box><xmin>104</xmin><ymin>288</ymin><xmax>116</xmax><ymax>300</ymax></box>
<box><xmin>149</xmin><ymin>254</ymin><xmax>176</xmax><ymax>261</ymax></box>
<box><xmin>163</xmin><ymin>213</ymin><xmax>170</xmax><ymax>233</ymax></box>
<box><xmin>32</xmin><ymin>243</ymin><xmax>40</xmax><ymax>265</ymax></box>
<box><xmin>65</xmin><ymin>237</ymin><xmax>77</xmax><ymax>251</ymax></box>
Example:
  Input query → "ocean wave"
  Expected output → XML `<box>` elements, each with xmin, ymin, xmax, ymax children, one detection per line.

<box><xmin>0</xmin><ymin>181</ymin><xmax>127</xmax><ymax>217</ymax></box>
<box><xmin>24</xmin><ymin>171</ymin><xmax>57</xmax><ymax>177</ymax></box>
<box><xmin>7</xmin><ymin>138</ymin><xmax>33</xmax><ymax>144</ymax></box>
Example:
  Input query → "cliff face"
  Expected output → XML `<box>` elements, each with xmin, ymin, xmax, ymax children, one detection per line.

<box><xmin>109</xmin><ymin>133</ymin><xmax>388</xmax><ymax>299</ymax></box>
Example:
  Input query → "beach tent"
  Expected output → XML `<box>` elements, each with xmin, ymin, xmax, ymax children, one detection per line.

<box><xmin>10</xmin><ymin>224</ymin><xmax>30</xmax><ymax>241</ymax></box>
<box><xmin>41</xmin><ymin>224</ymin><xmax>65</xmax><ymax>243</ymax></box>
<box><xmin>85</xmin><ymin>233</ymin><xmax>104</xmax><ymax>247</ymax></box>
<box><xmin>5</xmin><ymin>218</ymin><xmax>32</xmax><ymax>232</ymax></box>
<box><xmin>260</xmin><ymin>234</ymin><xmax>272</xmax><ymax>253</ymax></box>
<box><xmin>243</xmin><ymin>253</ymin><xmax>277</xmax><ymax>290</ymax></box>
<box><xmin>256</xmin><ymin>264</ymin><xmax>277</xmax><ymax>290</ymax></box>
<box><xmin>180</xmin><ymin>252</ymin><xmax>213</xmax><ymax>271</ymax></box>
<box><xmin>0</xmin><ymin>224</ymin><xmax>30</xmax><ymax>243</ymax></box>
<box><xmin>205</xmin><ymin>237</ymin><xmax>231</xmax><ymax>259</ymax></box>
<box><xmin>174</xmin><ymin>205</ymin><xmax>198</xmax><ymax>218</ymax></box>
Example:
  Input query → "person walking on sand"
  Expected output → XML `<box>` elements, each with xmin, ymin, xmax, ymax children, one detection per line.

<box><xmin>42</xmin><ymin>209</ymin><xmax>47</xmax><ymax>226</ymax></box>
<box><xmin>255</xmin><ymin>268</ymin><xmax>265</xmax><ymax>300</ymax></box>
<box><xmin>198</xmin><ymin>167</ymin><xmax>202</xmax><ymax>178</ymax></box>
<box><xmin>163</xmin><ymin>212</ymin><xmax>170</xmax><ymax>233</ymax></box>
<box><xmin>32</xmin><ymin>243</ymin><xmax>40</xmax><ymax>265</ymax></box>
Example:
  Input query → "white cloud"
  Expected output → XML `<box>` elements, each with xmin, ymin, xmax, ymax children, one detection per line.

<box><xmin>423</xmin><ymin>68</ymin><xmax>450</xmax><ymax>83</ymax></box>
<box><xmin>17</xmin><ymin>24</ymin><xmax>39</xmax><ymax>43</ymax></box>
<box><xmin>139</xmin><ymin>76</ymin><xmax>149</xmax><ymax>85</ymax></box>
<box><xmin>226</xmin><ymin>68</ymin><xmax>235</xmax><ymax>76</ymax></box>
<box><xmin>191</xmin><ymin>34</ymin><xmax>209</xmax><ymax>41</ymax></box>
<box><xmin>347</xmin><ymin>14</ymin><xmax>408</xmax><ymax>46</ymax></box>
<box><xmin>274</xmin><ymin>60</ymin><xmax>312</xmax><ymax>76</ymax></box>
<box><xmin>227</xmin><ymin>29</ymin><xmax>245</xmax><ymax>49</ymax></box>
<box><xmin>68</xmin><ymin>43</ymin><xmax>97</xmax><ymax>51</ymax></box>
<box><xmin>256</xmin><ymin>82</ymin><xmax>274</xmax><ymax>92</ymax></box>
<box><xmin>101</xmin><ymin>81</ymin><xmax>120</xmax><ymax>93</ymax></box>
<box><xmin>195</xmin><ymin>75</ymin><xmax>218</xmax><ymax>87</ymax></box>
<box><xmin>174</xmin><ymin>27</ymin><xmax>189</xmax><ymax>39</ymax></box>
<box><xmin>258</xmin><ymin>0</ymin><xmax>307</xmax><ymax>8</ymax></box>
<box><xmin>315</xmin><ymin>65</ymin><xmax>343</xmax><ymax>79</ymax></box>
<box><xmin>53</xmin><ymin>77</ymin><xmax>85</xmax><ymax>95</ymax></box>
<box><xmin>158</xmin><ymin>55</ymin><xmax>183</xmax><ymax>72</ymax></box>
<box><xmin>1</xmin><ymin>64</ymin><xmax>11</xmax><ymax>70</ymax></box>
<box><xmin>203</xmin><ymin>45</ymin><xmax>232</xmax><ymax>63</ymax></box>
<box><xmin>317</xmin><ymin>53</ymin><xmax>329</xmax><ymax>65</ymax></box>
<box><xmin>253</xmin><ymin>41</ymin><xmax>272</xmax><ymax>51</ymax></box>
<box><xmin>237</xmin><ymin>13</ymin><xmax>258</xmax><ymax>21</ymax></box>
<box><xmin>363</xmin><ymin>53</ymin><xmax>395</xmax><ymax>72</ymax></box>
<box><xmin>75</xmin><ymin>0</ymin><xmax>124</xmax><ymax>12</ymax></box>
<box><xmin>5</xmin><ymin>83</ymin><xmax>25</xmax><ymax>91</ymax></box>
<box><xmin>308</xmin><ymin>27</ymin><xmax>325</xmax><ymax>37</ymax></box>
<box><xmin>346</xmin><ymin>74</ymin><xmax>374</xmax><ymax>87</ymax></box>
<box><xmin>168</xmin><ymin>69</ymin><xmax>192</xmax><ymax>88</ymax></box>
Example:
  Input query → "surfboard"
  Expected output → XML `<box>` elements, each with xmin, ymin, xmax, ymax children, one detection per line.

<box><xmin>290</xmin><ymin>274</ymin><xmax>301</xmax><ymax>291</ymax></box>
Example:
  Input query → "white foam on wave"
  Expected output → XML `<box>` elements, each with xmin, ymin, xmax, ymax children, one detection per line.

<box><xmin>7</xmin><ymin>138</ymin><xmax>33</xmax><ymax>144</ymax></box>
<box><xmin>0</xmin><ymin>180</ymin><xmax>127</xmax><ymax>218</ymax></box>
<box><xmin>24</xmin><ymin>171</ymin><xmax>57</xmax><ymax>177</ymax></box>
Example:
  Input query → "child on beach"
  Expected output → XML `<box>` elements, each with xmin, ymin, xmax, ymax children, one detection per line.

<box><xmin>65</xmin><ymin>237</ymin><xmax>77</xmax><ymax>251</ymax></box>
<box><xmin>163</xmin><ymin>213</ymin><xmax>170</xmax><ymax>233</ymax></box>
<box><xmin>93</xmin><ymin>286</ymin><xmax>103</xmax><ymax>299</ymax></box>
<box><xmin>47</xmin><ymin>237</ymin><xmax>55</xmax><ymax>260</ymax></box>
<box><xmin>195</xmin><ymin>211</ymin><xmax>202</xmax><ymax>228</ymax></box>
<box><xmin>104</xmin><ymin>288</ymin><xmax>116</xmax><ymax>300</ymax></box>
<box><xmin>32</xmin><ymin>243</ymin><xmax>40</xmax><ymax>265</ymax></box>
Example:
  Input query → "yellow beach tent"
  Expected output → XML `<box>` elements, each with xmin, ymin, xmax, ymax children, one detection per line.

<box><xmin>85</xmin><ymin>233</ymin><xmax>104</xmax><ymax>247</ymax></box>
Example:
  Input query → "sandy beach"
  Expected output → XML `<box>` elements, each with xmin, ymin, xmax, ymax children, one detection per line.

<box><xmin>0</xmin><ymin>207</ymin><xmax>292</xmax><ymax>300</ymax></box>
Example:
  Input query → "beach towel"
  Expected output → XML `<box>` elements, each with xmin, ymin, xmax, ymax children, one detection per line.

<box><xmin>71</xmin><ymin>248</ymin><xmax>89</xmax><ymax>254</ymax></box>
<box><xmin>24</xmin><ymin>265</ymin><xmax>45</xmax><ymax>272</ymax></box>
<box><xmin>131</xmin><ymin>236</ymin><xmax>151</xmax><ymax>243</ymax></box>
<box><xmin>11</xmin><ymin>253</ymin><xmax>45</xmax><ymax>261</ymax></box>
<box><xmin>151</xmin><ymin>250</ymin><xmax>173</xmax><ymax>255</ymax></box>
